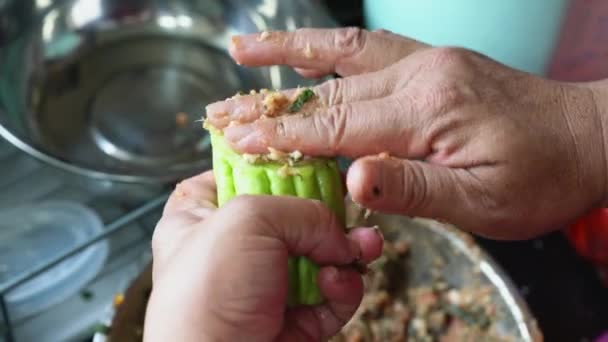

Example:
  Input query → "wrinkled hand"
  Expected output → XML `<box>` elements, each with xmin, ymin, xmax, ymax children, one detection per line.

<box><xmin>144</xmin><ymin>171</ymin><xmax>383</xmax><ymax>342</ymax></box>
<box><xmin>206</xmin><ymin>28</ymin><xmax>608</xmax><ymax>239</ymax></box>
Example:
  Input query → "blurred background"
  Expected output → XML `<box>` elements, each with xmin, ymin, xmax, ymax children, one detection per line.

<box><xmin>0</xmin><ymin>1</ymin><xmax>606</xmax><ymax>341</ymax></box>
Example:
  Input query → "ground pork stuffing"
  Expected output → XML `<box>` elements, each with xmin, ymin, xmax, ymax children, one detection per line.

<box><xmin>331</xmin><ymin>237</ymin><xmax>515</xmax><ymax>342</ymax></box>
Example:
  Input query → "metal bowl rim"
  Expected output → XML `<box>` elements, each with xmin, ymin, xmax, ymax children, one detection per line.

<box><xmin>413</xmin><ymin>217</ymin><xmax>542</xmax><ymax>341</ymax></box>
<box><xmin>0</xmin><ymin>120</ymin><xmax>202</xmax><ymax>184</ymax></box>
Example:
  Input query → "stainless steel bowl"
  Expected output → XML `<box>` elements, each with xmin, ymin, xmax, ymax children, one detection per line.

<box><xmin>0</xmin><ymin>0</ymin><xmax>336</xmax><ymax>183</ymax></box>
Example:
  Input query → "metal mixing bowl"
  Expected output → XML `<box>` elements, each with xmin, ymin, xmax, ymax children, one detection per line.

<box><xmin>0</xmin><ymin>0</ymin><xmax>336</xmax><ymax>183</ymax></box>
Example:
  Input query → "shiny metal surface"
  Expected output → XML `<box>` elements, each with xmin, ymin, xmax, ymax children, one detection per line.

<box><xmin>361</xmin><ymin>214</ymin><xmax>543</xmax><ymax>342</ymax></box>
<box><xmin>94</xmin><ymin>202</ymin><xmax>542</xmax><ymax>342</ymax></box>
<box><xmin>0</xmin><ymin>0</ymin><xmax>336</xmax><ymax>183</ymax></box>
<box><xmin>0</xmin><ymin>137</ymin><xmax>160</xmax><ymax>342</ymax></box>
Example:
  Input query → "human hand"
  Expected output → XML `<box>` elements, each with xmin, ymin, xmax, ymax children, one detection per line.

<box><xmin>144</xmin><ymin>171</ymin><xmax>384</xmax><ymax>341</ymax></box>
<box><xmin>206</xmin><ymin>28</ymin><xmax>608</xmax><ymax>239</ymax></box>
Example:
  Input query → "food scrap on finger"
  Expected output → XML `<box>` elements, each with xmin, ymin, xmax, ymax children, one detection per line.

<box><xmin>257</xmin><ymin>31</ymin><xmax>270</xmax><ymax>42</ymax></box>
<box><xmin>303</xmin><ymin>42</ymin><xmax>315</xmax><ymax>59</ymax></box>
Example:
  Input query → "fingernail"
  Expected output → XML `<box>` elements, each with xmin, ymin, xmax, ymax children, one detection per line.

<box><xmin>327</xmin><ymin>266</ymin><xmax>354</xmax><ymax>283</ymax></box>
<box><xmin>348</xmin><ymin>238</ymin><xmax>362</xmax><ymax>262</ymax></box>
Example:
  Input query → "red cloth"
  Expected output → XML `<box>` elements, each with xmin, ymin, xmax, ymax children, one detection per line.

<box><xmin>567</xmin><ymin>209</ymin><xmax>608</xmax><ymax>266</ymax></box>
<box><xmin>548</xmin><ymin>0</ymin><xmax>608</xmax><ymax>288</ymax></box>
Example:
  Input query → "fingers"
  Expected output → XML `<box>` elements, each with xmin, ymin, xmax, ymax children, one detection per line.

<box><xmin>155</xmin><ymin>170</ymin><xmax>218</xmax><ymax>276</ymax></box>
<box><xmin>218</xmin><ymin>195</ymin><xmax>355</xmax><ymax>265</ymax></box>
<box><xmin>205</xmin><ymin>88</ymin><xmax>299</xmax><ymax>129</ymax></box>
<box><xmin>151</xmin><ymin>213</ymin><xmax>203</xmax><ymax>281</ymax></box>
<box><xmin>164</xmin><ymin>171</ymin><xmax>217</xmax><ymax>215</ymax></box>
<box><xmin>229</xmin><ymin>27</ymin><xmax>427</xmax><ymax>77</ymax></box>
<box><xmin>205</xmin><ymin>68</ymin><xmax>399</xmax><ymax>130</ymax></box>
<box><xmin>346</xmin><ymin>156</ymin><xmax>482</xmax><ymax>231</ymax></box>
<box><xmin>347</xmin><ymin>227</ymin><xmax>384</xmax><ymax>263</ymax></box>
<box><xmin>218</xmin><ymin>196</ymin><xmax>383</xmax><ymax>266</ymax></box>
<box><xmin>277</xmin><ymin>267</ymin><xmax>364</xmax><ymax>341</ymax></box>
<box><xmin>222</xmin><ymin>97</ymin><xmax>429</xmax><ymax>159</ymax></box>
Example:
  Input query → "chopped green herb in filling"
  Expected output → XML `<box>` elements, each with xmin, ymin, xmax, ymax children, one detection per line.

<box><xmin>289</xmin><ymin>88</ymin><xmax>315</xmax><ymax>113</ymax></box>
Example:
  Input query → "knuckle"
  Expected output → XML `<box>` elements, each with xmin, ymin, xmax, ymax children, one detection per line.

<box><xmin>309</xmin><ymin>199</ymin><xmax>338</xmax><ymax>231</ymax></box>
<box><xmin>310</xmin><ymin>199</ymin><xmax>331</xmax><ymax>220</ymax></box>
<box><xmin>222</xmin><ymin>195</ymin><xmax>269</xmax><ymax>232</ymax></box>
<box><xmin>225</xmin><ymin>194</ymin><xmax>258</xmax><ymax>213</ymax></box>
<box><xmin>398</xmin><ymin>163</ymin><xmax>430</xmax><ymax>214</ymax></box>
<box><xmin>291</xmin><ymin>28</ymin><xmax>314</xmax><ymax>47</ymax></box>
<box><xmin>334</xmin><ymin>27</ymin><xmax>366</xmax><ymax>55</ymax></box>
<box><xmin>426</xmin><ymin>47</ymin><xmax>474</xmax><ymax>71</ymax></box>
<box><xmin>392</xmin><ymin>93</ymin><xmax>418</xmax><ymax>115</ymax></box>
<box><xmin>274</xmin><ymin>119</ymin><xmax>286</xmax><ymax>137</ymax></box>
<box><xmin>253</xmin><ymin>118</ymin><xmax>282</xmax><ymax>143</ymax></box>
<box><xmin>314</xmin><ymin>105</ymin><xmax>349</xmax><ymax>153</ymax></box>
<box><xmin>372</xmin><ymin>28</ymin><xmax>394</xmax><ymax>36</ymax></box>
<box><xmin>427</xmin><ymin>83</ymin><xmax>476</xmax><ymax>114</ymax></box>
<box><xmin>317</xmin><ymin>78</ymin><xmax>344</xmax><ymax>106</ymax></box>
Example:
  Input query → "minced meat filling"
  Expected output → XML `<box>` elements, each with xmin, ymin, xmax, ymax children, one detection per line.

<box><xmin>206</xmin><ymin>88</ymin><xmax>320</xmax><ymax>165</ymax></box>
<box><xmin>331</xmin><ymin>237</ymin><xmax>514</xmax><ymax>342</ymax></box>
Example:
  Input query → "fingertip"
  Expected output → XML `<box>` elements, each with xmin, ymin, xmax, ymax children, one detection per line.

<box><xmin>204</xmin><ymin>101</ymin><xmax>223</xmax><ymax>117</ymax></box>
<box><xmin>228</xmin><ymin>35</ymin><xmax>248</xmax><ymax>63</ymax></box>
<box><xmin>347</xmin><ymin>157</ymin><xmax>384</xmax><ymax>204</ymax></box>
<box><xmin>347</xmin><ymin>238</ymin><xmax>362</xmax><ymax>262</ymax></box>
<box><xmin>348</xmin><ymin>227</ymin><xmax>384</xmax><ymax>263</ymax></box>
<box><xmin>229</xmin><ymin>46</ymin><xmax>246</xmax><ymax>66</ymax></box>
<box><xmin>228</xmin><ymin>32</ymin><xmax>285</xmax><ymax>67</ymax></box>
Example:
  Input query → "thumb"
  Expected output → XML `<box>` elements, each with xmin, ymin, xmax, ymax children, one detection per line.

<box><xmin>217</xmin><ymin>195</ymin><xmax>358</xmax><ymax>264</ymax></box>
<box><xmin>347</xmin><ymin>156</ymin><xmax>484</xmax><ymax>233</ymax></box>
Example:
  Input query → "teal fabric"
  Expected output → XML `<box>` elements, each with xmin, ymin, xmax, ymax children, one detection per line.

<box><xmin>363</xmin><ymin>0</ymin><xmax>570</xmax><ymax>75</ymax></box>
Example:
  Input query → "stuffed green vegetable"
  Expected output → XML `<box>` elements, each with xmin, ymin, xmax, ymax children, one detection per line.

<box><xmin>204</xmin><ymin>88</ymin><xmax>346</xmax><ymax>306</ymax></box>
